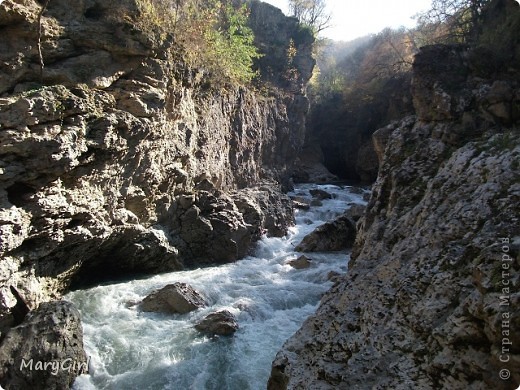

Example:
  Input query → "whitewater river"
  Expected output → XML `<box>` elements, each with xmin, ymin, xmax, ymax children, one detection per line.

<box><xmin>67</xmin><ymin>184</ymin><xmax>368</xmax><ymax>390</ymax></box>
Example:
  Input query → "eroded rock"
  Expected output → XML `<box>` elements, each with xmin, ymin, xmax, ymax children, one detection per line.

<box><xmin>0</xmin><ymin>301</ymin><xmax>88</xmax><ymax>390</ymax></box>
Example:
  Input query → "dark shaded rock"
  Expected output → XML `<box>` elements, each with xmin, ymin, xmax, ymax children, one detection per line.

<box><xmin>288</xmin><ymin>255</ymin><xmax>312</xmax><ymax>269</ymax></box>
<box><xmin>0</xmin><ymin>301</ymin><xmax>88</xmax><ymax>390</ymax></box>
<box><xmin>140</xmin><ymin>283</ymin><xmax>206</xmax><ymax>314</ymax></box>
<box><xmin>355</xmin><ymin>139</ymin><xmax>379</xmax><ymax>183</ymax></box>
<box><xmin>295</xmin><ymin>214</ymin><xmax>356</xmax><ymax>252</ymax></box>
<box><xmin>292</xmin><ymin>144</ymin><xmax>339</xmax><ymax>183</ymax></box>
<box><xmin>309</xmin><ymin>189</ymin><xmax>331</xmax><ymax>200</ymax></box>
<box><xmin>195</xmin><ymin>310</ymin><xmax>239</xmax><ymax>336</ymax></box>
<box><xmin>9</xmin><ymin>286</ymin><xmax>30</xmax><ymax>326</ymax></box>
<box><xmin>292</xmin><ymin>199</ymin><xmax>310</xmax><ymax>210</ymax></box>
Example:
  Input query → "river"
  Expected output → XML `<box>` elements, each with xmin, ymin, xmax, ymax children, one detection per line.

<box><xmin>67</xmin><ymin>184</ymin><xmax>368</xmax><ymax>390</ymax></box>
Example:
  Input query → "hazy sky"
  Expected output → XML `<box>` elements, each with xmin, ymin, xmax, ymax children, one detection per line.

<box><xmin>261</xmin><ymin>0</ymin><xmax>433</xmax><ymax>41</ymax></box>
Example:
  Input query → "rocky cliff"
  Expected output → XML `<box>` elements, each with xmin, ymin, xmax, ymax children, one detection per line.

<box><xmin>268</xmin><ymin>6</ymin><xmax>520</xmax><ymax>389</ymax></box>
<box><xmin>0</xmin><ymin>0</ymin><xmax>313</xmax><ymax>309</ymax></box>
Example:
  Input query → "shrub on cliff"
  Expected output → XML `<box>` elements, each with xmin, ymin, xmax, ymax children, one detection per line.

<box><xmin>135</xmin><ymin>0</ymin><xmax>262</xmax><ymax>85</ymax></box>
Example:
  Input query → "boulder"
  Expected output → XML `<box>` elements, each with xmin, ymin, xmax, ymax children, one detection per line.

<box><xmin>140</xmin><ymin>283</ymin><xmax>206</xmax><ymax>314</ymax></box>
<box><xmin>295</xmin><ymin>214</ymin><xmax>356</xmax><ymax>252</ymax></box>
<box><xmin>288</xmin><ymin>255</ymin><xmax>312</xmax><ymax>269</ymax></box>
<box><xmin>0</xmin><ymin>301</ymin><xmax>88</xmax><ymax>390</ymax></box>
<box><xmin>195</xmin><ymin>310</ymin><xmax>239</xmax><ymax>336</ymax></box>
<box><xmin>309</xmin><ymin>189</ymin><xmax>332</xmax><ymax>200</ymax></box>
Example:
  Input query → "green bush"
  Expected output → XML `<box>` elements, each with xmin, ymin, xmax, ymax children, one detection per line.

<box><xmin>135</xmin><ymin>0</ymin><xmax>262</xmax><ymax>86</ymax></box>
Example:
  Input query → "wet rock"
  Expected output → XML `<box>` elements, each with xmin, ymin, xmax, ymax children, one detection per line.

<box><xmin>288</xmin><ymin>255</ymin><xmax>312</xmax><ymax>269</ymax></box>
<box><xmin>195</xmin><ymin>310</ymin><xmax>239</xmax><ymax>336</ymax></box>
<box><xmin>140</xmin><ymin>283</ymin><xmax>206</xmax><ymax>314</ymax></box>
<box><xmin>295</xmin><ymin>214</ymin><xmax>356</xmax><ymax>252</ymax></box>
<box><xmin>0</xmin><ymin>301</ymin><xmax>88</xmax><ymax>390</ymax></box>
<box><xmin>309</xmin><ymin>189</ymin><xmax>332</xmax><ymax>200</ymax></box>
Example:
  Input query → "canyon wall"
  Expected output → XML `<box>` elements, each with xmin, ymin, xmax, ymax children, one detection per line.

<box><xmin>268</xmin><ymin>6</ymin><xmax>520</xmax><ymax>388</ymax></box>
<box><xmin>0</xmin><ymin>0</ymin><xmax>313</xmax><ymax>307</ymax></box>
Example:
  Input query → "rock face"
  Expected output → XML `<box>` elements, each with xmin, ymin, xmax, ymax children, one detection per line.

<box><xmin>295</xmin><ymin>214</ymin><xmax>356</xmax><ymax>252</ymax></box>
<box><xmin>0</xmin><ymin>301</ymin><xmax>88</xmax><ymax>390</ymax></box>
<box><xmin>195</xmin><ymin>310</ymin><xmax>239</xmax><ymax>336</ymax></box>
<box><xmin>269</xmin><ymin>38</ymin><xmax>520</xmax><ymax>390</ymax></box>
<box><xmin>140</xmin><ymin>283</ymin><xmax>206</xmax><ymax>314</ymax></box>
<box><xmin>0</xmin><ymin>0</ymin><xmax>312</xmax><ymax>307</ymax></box>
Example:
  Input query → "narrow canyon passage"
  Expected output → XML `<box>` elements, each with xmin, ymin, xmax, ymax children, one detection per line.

<box><xmin>66</xmin><ymin>184</ymin><xmax>368</xmax><ymax>390</ymax></box>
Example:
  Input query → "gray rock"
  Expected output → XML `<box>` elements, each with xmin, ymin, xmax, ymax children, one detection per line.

<box><xmin>140</xmin><ymin>283</ymin><xmax>207</xmax><ymax>314</ymax></box>
<box><xmin>295</xmin><ymin>214</ymin><xmax>356</xmax><ymax>252</ymax></box>
<box><xmin>195</xmin><ymin>310</ymin><xmax>239</xmax><ymax>336</ymax></box>
<box><xmin>0</xmin><ymin>301</ymin><xmax>88</xmax><ymax>390</ymax></box>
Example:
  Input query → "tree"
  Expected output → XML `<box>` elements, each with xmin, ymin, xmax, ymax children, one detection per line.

<box><xmin>415</xmin><ymin>0</ymin><xmax>491</xmax><ymax>43</ymax></box>
<box><xmin>288</xmin><ymin>0</ymin><xmax>331</xmax><ymax>34</ymax></box>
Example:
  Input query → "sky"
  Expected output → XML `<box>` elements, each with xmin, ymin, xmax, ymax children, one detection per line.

<box><xmin>261</xmin><ymin>0</ymin><xmax>433</xmax><ymax>42</ymax></box>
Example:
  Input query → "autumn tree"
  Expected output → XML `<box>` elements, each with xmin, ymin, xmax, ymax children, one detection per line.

<box><xmin>414</xmin><ymin>0</ymin><xmax>491</xmax><ymax>43</ymax></box>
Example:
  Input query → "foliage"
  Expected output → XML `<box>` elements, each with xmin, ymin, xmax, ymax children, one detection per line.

<box><xmin>134</xmin><ymin>0</ymin><xmax>262</xmax><ymax>86</ymax></box>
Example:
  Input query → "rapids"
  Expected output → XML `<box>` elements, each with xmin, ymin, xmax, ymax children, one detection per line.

<box><xmin>68</xmin><ymin>184</ymin><xmax>368</xmax><ymax>390</ymax></box>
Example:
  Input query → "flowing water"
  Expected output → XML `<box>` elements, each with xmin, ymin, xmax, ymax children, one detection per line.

<box><xmin>67</xmin><ymin>184</ymin><xmax>368</xmax><ymax>390</ymax></box>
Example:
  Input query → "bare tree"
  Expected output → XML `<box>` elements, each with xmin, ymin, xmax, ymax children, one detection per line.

<box><xmin>415</xmin><ymin>0</ymin><xmax>490</xmax><ymax>43</ymax></box>
<box><xmin>288</xmin><ymin>0</ymin><xmax>331</xmax><ymax>34</ymax></box>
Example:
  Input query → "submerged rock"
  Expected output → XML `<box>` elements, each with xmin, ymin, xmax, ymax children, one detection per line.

<box><xmin>195</xmin><ymin>310</ymin><xmax>239</xmax><ymax>336</ymax></box>
<box><xmin>0</xmin><ymin>301</ymin><xmax>88</xmax><ymax>390</ymax></box>
<box><xmin>140</xmin><ymin>283</ymin><xmax>207</xmax><ymax>314</ymax></box>
<box><xmin>295</xmin><ymin>214</ymin><xmax>356</xmax><ymax>252</ymax></box>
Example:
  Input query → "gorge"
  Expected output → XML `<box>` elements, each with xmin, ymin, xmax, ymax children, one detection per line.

<box><xmin>0</xmin><ymin>0</ymin><xmax>519</xmax><ymax>389</ymax></box>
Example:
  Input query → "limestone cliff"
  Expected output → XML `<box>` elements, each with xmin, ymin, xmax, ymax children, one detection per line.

<box><xmin>269</xmin><ymin>27</ymin><xmax>520</xmax><ymax>390</ymax></box>
<box><xmin>0</xmin><ymin>0</ymin><xmax>313</xmax><ymax>307</ymax></box>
